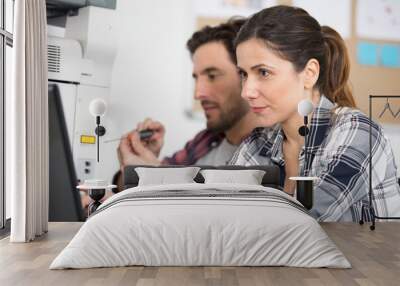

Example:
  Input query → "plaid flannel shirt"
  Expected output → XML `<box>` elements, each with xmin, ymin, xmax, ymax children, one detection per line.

<box><xmin>161</xmin><ymin>129</ymin><xmax>225</xmax><ymax>165</ymax></box>
<box><xmin>229</xmin><ymin>96</ymin><xmax>400</xmax><ymax>222</ymax></box>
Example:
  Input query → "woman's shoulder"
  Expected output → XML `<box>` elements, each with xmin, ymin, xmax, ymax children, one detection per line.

<box><xmin>230</xmin><ymin>126</ymin><xmax>280</xmax><ymax>165</ymax></box>
<box><xmin>332</xmin><ymin>106</ymin><xmax>381</xmax><ymax>133</ymax></box>
<box><xmin>244</xmin><ymin>126</ymin><xmax>280</xmax><ymax>144</ymax></box>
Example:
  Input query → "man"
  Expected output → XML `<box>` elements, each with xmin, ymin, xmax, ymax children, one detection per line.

<box><xmin>114</xmin><ymin>18</ymin><xmax>261</xmax><ymax>190</ymax></box>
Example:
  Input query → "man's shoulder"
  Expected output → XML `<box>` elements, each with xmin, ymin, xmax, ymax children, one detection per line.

<box><xmin>190</xmin><ymin>129</ymin><xmax>225</xmax><ymax>145</ymax></box>
<box><xmin>162</xmin><ymin>129</ymin><xmax>225</xmax><ymax>165</ymax></box>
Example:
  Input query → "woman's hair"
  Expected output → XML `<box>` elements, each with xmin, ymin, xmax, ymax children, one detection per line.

<box><xmin>235</xmin><ymin>5</ymin><xmax>356</xmax><ymax>108</ymax></box>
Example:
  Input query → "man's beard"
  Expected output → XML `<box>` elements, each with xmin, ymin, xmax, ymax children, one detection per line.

<box><xmin>206</xmin><ymin>99</ymin><xmax>249</xmax><ymax>133</ymax></box>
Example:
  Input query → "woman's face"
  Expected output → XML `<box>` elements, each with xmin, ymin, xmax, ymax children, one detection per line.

<box><xmin>236</xmin><ymin>38</ymin><xmax>307</xmax><ymax>127</ymax></box>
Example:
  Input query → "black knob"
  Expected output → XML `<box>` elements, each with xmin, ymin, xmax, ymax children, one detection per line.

<box><xmin>298</xmin><ymin>126</ymin><xmax>309</xmax><ymax>136</ymax></box>
<box><xmin>95</xmin><ymin>125</ymin><xmax>106</xmax><ymax>136</ymax></box>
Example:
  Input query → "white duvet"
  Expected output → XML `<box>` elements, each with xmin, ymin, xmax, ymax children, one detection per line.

<box><xmin>50</xmin><ymin>183</ymin><xmax>351</xmax><ymax>269</ymax></box>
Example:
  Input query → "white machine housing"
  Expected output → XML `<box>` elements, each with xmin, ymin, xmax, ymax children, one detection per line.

<box><xmin>48</xmin><ymin>6</ymin><xmax>117</xmax><ymax>182</ymax></box>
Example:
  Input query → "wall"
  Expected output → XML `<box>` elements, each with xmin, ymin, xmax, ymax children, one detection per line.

<box><xmin>105</xmin><ymin>0</ymin><xmax>400</xmax><ymax>178</ymax></box>
<box><xmin>104</xmin><ymin>0</ymin><xmax>203</xmax><ymax>178</ymax></box>
<box><xmin>50</xmin><ymin>0</ymin><xmax>400</xmax><ymax>181</ymax></box>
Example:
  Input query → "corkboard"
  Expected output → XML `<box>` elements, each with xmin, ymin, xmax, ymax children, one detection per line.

<box><xmin>346</xmin><ymin>0</ymin><xmax>400</xmax><ymax>123</ymax></box>
<box><xmin>192</xmin><ymin>0</ymin><xmax>400</xmax><ymax>123</ymax></box>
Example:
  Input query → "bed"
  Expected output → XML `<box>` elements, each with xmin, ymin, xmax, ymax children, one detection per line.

<box><xmin>50</xmin><ymin>165</ymin><xmax>350</xmax><ymax>269</ymax></box>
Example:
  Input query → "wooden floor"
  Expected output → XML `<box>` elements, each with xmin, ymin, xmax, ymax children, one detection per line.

<box><xmin>0</xmin><ymin>222</ymin><xmax>399</xmax><ymax>286</ymax></box>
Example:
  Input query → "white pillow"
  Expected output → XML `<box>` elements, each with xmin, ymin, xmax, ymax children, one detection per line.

<box><xmin>135</xmin><ymin>167</ymin><xmax>201</xmax><ymax>186</ymax></box>
<box><xmin>200</xmin><ymin>169</ymin><xmax>266</xmax><ymax>185</ymax></box>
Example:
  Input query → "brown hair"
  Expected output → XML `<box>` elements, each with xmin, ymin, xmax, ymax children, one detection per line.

<box><xmin>234</xmin><ymin>5</ymin><xmax>356</xmax><ymax>108</ymax></box>
<box><xmin>187</xmin><ymin>17</ymin><xmax>246</xmax><ymax>64</ymax></box>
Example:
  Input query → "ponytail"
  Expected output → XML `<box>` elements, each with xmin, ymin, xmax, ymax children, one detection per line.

<box><xmin>319</xmin><ymin>26</ymin><xmax>356</xmax><ymax>108</ymax></box>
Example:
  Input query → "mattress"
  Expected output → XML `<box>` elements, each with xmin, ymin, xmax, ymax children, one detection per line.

<box><xmin>50</xmin><ymin>183</ymin><xmax>351</xmax><ymax>269</ymax></box>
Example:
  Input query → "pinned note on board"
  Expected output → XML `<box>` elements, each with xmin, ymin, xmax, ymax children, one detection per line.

<box><xmin>357</xmin><ymin>42</ymin><xmax>400</xmax><ymax>68</ymax></box>
<box><xmin>381</xmin><ymin>44</ymin><xmax>400</xmax><ymax>68</ymax></box>
<box><xmin>357</xmin><ymin>42</ymin><xmax>379</xmax><ymax>66</ymax></box>
<box><xmin>356</xmin><ymin>0</ymin><xmax>400</xmax><ymax>42</ymax></box>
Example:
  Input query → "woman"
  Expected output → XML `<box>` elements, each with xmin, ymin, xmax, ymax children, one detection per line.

<box><xmin>230</xmin><ymin>5</ymin><xmax>400</xmax><ymax>222</ymax></box>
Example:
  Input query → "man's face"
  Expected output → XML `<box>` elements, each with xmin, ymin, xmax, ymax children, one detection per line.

<box><xmin>192</xmin><ymin>42</ymin><xmax>249</xmax><ymax>132</ymax></box>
